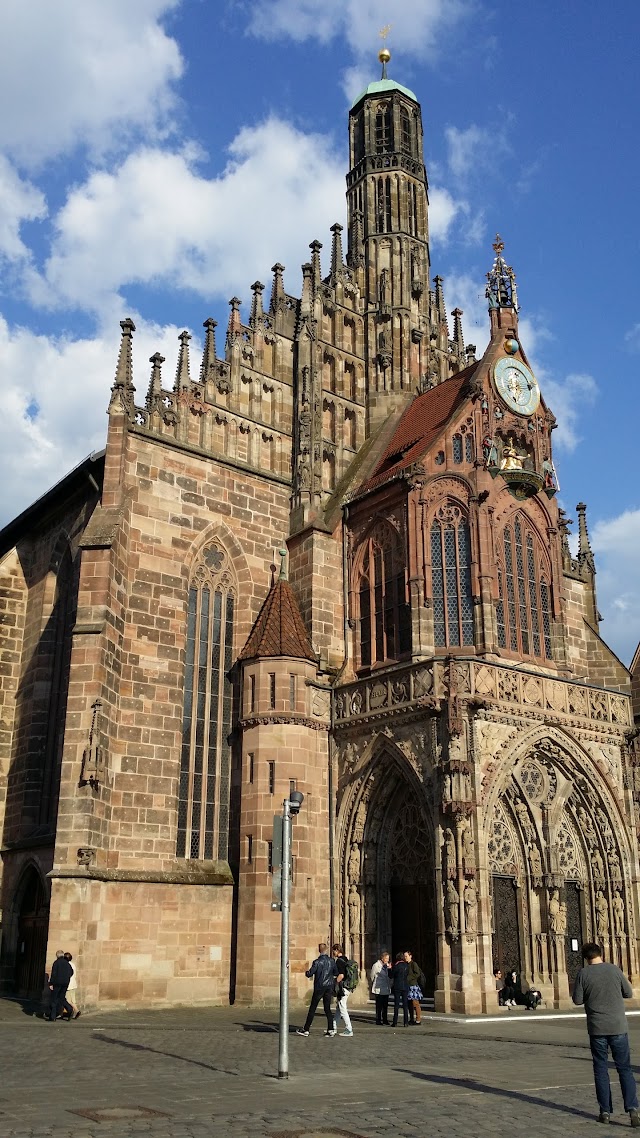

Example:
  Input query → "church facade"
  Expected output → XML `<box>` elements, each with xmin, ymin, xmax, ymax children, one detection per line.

<box><xmin>1</xmin><ymin>63</ymin><xmax>639</xmax><ymax>1015</ymax></box>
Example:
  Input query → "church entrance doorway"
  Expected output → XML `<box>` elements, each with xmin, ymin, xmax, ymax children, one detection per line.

<box><xmin>565</xmin><ymin>881</ymin><xmax>584</xmax><ymax>988</ymax></box>
<box><xmin>491</xmin><ymin>875</ymin><xmax>521</xmax><ymax>973</ymax></box>
<box><xmin>351</xmin><ymin>762</ymin><xmax>436</xmax><ymax>998</ymax></box>
<box><xmin>14</xmin><ymin>867</ymin><xmax>49</xmax><ymax>997</ymax></box>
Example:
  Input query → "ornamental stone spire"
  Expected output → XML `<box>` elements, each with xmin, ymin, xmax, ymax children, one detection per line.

<box><xmin>108</xmin><ymin>317</ymin><xmax>136</xmax><ymax>413</ymax></box>
<box><xmin>174</xmin><ymin>330</ymin><xmax>192</xmax><ymax>393</ymax></box>
<box><xmin>200</xmin><ymin>318</ymin><xmax>217</xmax><ymax>382</ymax></box>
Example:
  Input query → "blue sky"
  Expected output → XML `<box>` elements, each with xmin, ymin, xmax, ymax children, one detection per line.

<box><xmin>1</xmin><ymin>0</ymin><xmax>639</xmax><ymax>662</ymax></box>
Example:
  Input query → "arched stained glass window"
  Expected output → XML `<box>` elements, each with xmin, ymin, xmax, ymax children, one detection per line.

<box><xmin>177</xmin><ymin>542</ymin><xmax>236</xmax><ymax>861</ymax></box>
<box><xmin>452</xmin><ymin>435</ymin><xmax>463</xmax><ymax>464</ymax></box>
<box><xmin>430</xmin><ymin>505</ymin><xmax>474</xmax><ymax>648</ymax></box>
<box><xmin>357</xmin><ymin>525</ymin><xmax>410</xmax><ymax>668</ymax></box>
<box><xmin>496</xmin><ymin>515</ymin><xmax>552</xmax><ymax>659</ymax></box>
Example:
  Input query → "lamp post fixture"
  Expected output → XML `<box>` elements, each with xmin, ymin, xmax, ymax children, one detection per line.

<box><xmin>278</xmin><ymin>789</ymin><xmax>304</xmax><ymax>1079</ymax></box>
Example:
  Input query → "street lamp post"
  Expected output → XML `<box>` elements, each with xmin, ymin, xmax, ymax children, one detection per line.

<box><xmin>278</xmin><ymin>790</ymin><xmax>304</xmax><ymax>1080</ymax></box>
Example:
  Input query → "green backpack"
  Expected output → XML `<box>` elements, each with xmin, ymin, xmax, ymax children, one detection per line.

<box><xmin>344</xmin><ymin>959</ymin><xmax>359</xmax><ymax>991</ymax></box>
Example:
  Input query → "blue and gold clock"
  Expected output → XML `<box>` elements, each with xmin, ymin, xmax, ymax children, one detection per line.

<box><xmin>493</xmin><ymin>357</ymin><xmax>540</xmax><ymax>417</ymax></box>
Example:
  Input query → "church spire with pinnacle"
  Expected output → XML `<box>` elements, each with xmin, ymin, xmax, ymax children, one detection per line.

<box><xmin>109</xmin><ymin>317</ymin><xmax>136</xmax><ymax>414</ymax></box>
<box><xmin>146</xmin><ymin>352</ymin><xmax>165</xmax><ymax>408</ymax></box>
<box><xmin>174</xmin><ymin>330</ymin><xmax>191</xmax><ymax>392</ymax></box>
<box><xmin>200</xmin><ymin>318</ymin><xmax>217</xmax><ymax>382</ymax></box>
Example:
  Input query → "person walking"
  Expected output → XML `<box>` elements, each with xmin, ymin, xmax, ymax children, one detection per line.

<box><xmin>62</xmin><ymin>953</ymin><xmax>80</xmax><ymax>1019</ymax></box>
<box><xmin>390</xmin><ymin>952</ymin><xmax>410</xmax><ymax>1027</ymax></box>
<box><xmin>48</xmin><ymin>950</ymin><xmax>74</xmax><ymax>1023</ymax></box>
<box><xmin>331</xmin><ymin>944</ymin><xmax>354</xmax><ymax>1037</ymax></box>
<box><xmin>404</xmin><ymin>950</ymin><xmax>425</xmax><ymax>1025</ymax></box>
<box><xmin>296</xmin><ymin>943</ymin><xmax>337</xmax><ymax>1037</ymax></box>
<box><xmin>572</xmin><ymin>941</ymin><xmax>639</xmax><ymax>1126</ymax></box>
<box><xmin>371</xmin><ymin>951</ymin><xmax>391</xmax><ymax>1025</ymax></box>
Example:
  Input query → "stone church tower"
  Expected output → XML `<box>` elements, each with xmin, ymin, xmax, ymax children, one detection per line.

<box><xmin>1</xmin><ymin>54</ymin><xmax>638</xmax><ymax>1013</ymax></box>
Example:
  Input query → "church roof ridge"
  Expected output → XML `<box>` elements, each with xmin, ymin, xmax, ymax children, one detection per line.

<box><xmin>240</xmin><ymin>576</ymin><xmax>316</xmax><ymax>663</ymax></box>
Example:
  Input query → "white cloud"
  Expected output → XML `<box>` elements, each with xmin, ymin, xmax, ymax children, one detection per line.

<box><xmin>0</xmin><ymin>313</ymin><xmax>191</xmax><ymax>526</ymax></box>
<box><xmin>624</xmin><ymin>323</ymin><xmax>640</xmax><ymax>353</ymax></box>
<box><xmin>591</xmin><ymin>509</ymin><xmax>640</xmax><ymax>666</ymax></box>
<box><xmin>446</xmin><ymin>124</ymin><xmax>492</xmax><ymax>181</ymax></box>
<box><xmin>0</xmin><ymin>157</ymin><xmax>47</xmax><ymax>260</ymax></box>
<box><xmin>246</xmin><ymin>0</ymin><xmax>470</xmax><ymax>61</ymax></box>
<box><xmin>0</xmin><ymin>0</ymin><xmax>183</xmax><ymax>165</ymax></box>
<box><xmin>429</xmin><ymin>187</ymin><xmax>468</xmax><ymax>245</ymax></box>
<box><xmin>30</xmin><ymin>119</ymin><xmax>347</xmax><ymax>314</ymax></box>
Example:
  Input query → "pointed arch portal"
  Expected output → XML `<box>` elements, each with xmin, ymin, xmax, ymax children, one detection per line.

<box><xmin>341</xmin><ymin>748</ymin><xmax>436</xmax><ymax>995</ymax></box>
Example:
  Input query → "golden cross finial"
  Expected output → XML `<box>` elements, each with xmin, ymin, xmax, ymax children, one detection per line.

<box><xmin>493</xmin><ymin>234</ymin><xmax>505</xmax><ymax>257</ymax></box>
<box><xmin>379</xmin><ymin>24</ymin><xmax>392</xmax><ymax>42</ymax></box>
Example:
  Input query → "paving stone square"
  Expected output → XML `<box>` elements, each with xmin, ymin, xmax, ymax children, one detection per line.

<box><xmin>0</xmin><ymin>998</ymin><xmax>638</xmax><ymax>1137</ymax></box>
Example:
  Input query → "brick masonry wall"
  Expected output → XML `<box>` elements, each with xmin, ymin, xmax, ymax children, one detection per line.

<box><xmin>562</xmin><ymin>574</ymin><xmax>629</xmax><ymax>692</ymax></box>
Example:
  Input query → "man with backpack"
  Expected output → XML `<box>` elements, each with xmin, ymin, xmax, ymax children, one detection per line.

<box><xmin>296</xmin><ymin>943</ymin><xmax>337</xmax><ymax>1037</ymax></box>
<box><xmin>331</xmin><ymin>943</ymin><xmax>358</xmax><ymax>1037</ymax></box>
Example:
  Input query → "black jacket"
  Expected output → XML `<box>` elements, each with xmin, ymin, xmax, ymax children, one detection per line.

<box><xmin>50</xmin><ymin>958</ymin><xmax>73</xmax><ymax>988</ymax></box>
<box><xmin>305</xmin><ymin>953</ymin><xmax>337</xmax><ymax>992</ymax></box>
<box><xmin>390</xmin><ymin>960</ymin><xmax>409</xmax><ymax>991</ymax></box>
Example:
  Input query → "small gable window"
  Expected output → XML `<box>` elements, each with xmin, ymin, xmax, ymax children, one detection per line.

<box><xmin>357</xmin><ymin>524</ymin><xmax>411</xmax><ymax>668</ymax></box>
<box><xmin>496</xmin><ymin>515</ymin><xmax>552</xmax><ymax>659</ymax></box>
<box><xmin>430</xmin><ymin>505</ymin><xmax>474</xmax><ymax>648</ymax></box>
<box><xmin>452</xmin><ymin>434</ymin><xmax>463</xmax><ymax>464</ymax></box>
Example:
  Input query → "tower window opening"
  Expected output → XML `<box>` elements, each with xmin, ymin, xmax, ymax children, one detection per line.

<box><xmin>375</xmin><ymin>103</ymin><xmax>392</xmax><ymax>154</ymax></box>
<box><xmin>401</xmin><ymin>107</ymin><xmax>412</xmax><ymax>155</ymax></box>
<box><xmin>497</xmin><ymin>514</ymin><xmax>552</xmax><ymax>660</ymax></box>
<box><xmin>354</xmin><ymin>111</ymin><xmax>365</xmax><ymax>164</ymax></box>
<box><xmin>430</xmin><ymin>506</ymin><xmax>474</xmax><ymax>648</ymax></box>
<box><xmin>268</xmin><ymin>760</ymin><xmax>275</xmax><ymax>795</ymax></box>
<box><xmin>357</xmin><ymin>525</ymin><xmax>411</xmax><ymax>668</ymax></box>
<box><xmin>269</xmin><ymin>672</ymin><xmax>276</xmax><ymax>708</ymax></box>
<box><xmin>376</xmin><ymin>177</ymin><xmax>392</xmax><ymax>233</ymax></box>
<box><xmin>289</xmin><ymin>673</ymin><xmax>296</xmax><ymax>709</ymax></box>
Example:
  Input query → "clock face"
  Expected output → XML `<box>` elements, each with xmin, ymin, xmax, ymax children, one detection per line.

<box><xmin>493</xmin><ymin>357</ymin><xmax>540</xmax><ymax>417</ymax></box>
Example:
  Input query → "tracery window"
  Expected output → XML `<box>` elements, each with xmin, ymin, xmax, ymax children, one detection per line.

<box><xmin>496</xmin><ymin>515</ymin><xmax>552</xmax><ymax>659</ymax></box>
<box><xmin>376</xmin><ymin>177</ymin><xmax>392</xmax><ymax>233</ymax></box>
<box><xmin>400</xmin><ymin>107</ymin><xmax>412</xmax><ymax>155</ymax></box>
<box><xmin>177</xmin><ymin>541</ymin><xmax>235</xmax><ymax>861</ymax></box>
<box><xmin>357</xmin><ymin>525</ymin><xmax>411</xmax><ymax>668</ymax></box>
<box><xmin>375</xmin><ymin>103</ymin><xmax>392</xmax><ymax>153</ymax></box>
<box><xmin>430</xmin><ymin>505</ymin><xmax>474</xmax><ymax>648</ymax></box>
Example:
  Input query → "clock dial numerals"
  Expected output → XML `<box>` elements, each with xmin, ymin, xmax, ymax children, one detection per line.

<box><xmin>493</xmin><ymin>357</ymin><xmax>540</xmax><ymax>416</ymax></box>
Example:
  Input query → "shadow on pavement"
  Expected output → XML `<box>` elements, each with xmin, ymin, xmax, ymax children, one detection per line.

<box><xmin>93</xmin><ymin>1032</ymin><xmax>241</xmax><ymax>1075</ymax></box>
<box><xmin>395</xmin><ymin>1068</ymin><xmax>597</xmax><ymax>1123</ymax></box>
<box><xmin>237</xmin><ymin>1020</ymin><xmax>279</xmax><ymax>1032</ymax></box>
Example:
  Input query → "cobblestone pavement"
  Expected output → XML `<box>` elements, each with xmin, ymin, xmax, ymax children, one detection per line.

<box><xmin>1</xmin><ymin>997</ymin><xmax>639</xmax><ymax>1137</ymax></box>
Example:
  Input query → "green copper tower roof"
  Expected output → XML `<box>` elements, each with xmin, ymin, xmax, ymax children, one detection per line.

<box><xmin>351</xmin><ymin>78</ymin><xmax>418</xmax><ymax>109</ymax></box>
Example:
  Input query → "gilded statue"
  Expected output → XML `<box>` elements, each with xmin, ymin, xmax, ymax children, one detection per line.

<box><xmin>500</xmin><ymin>436</ymin><xmax>524</xmax><ymax>472</ymax></box>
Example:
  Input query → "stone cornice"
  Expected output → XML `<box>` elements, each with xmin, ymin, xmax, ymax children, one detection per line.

<box><xmin>49</xmin><ymin>861</ymin><xmax>234</xmax><ymax>886</ymax></box>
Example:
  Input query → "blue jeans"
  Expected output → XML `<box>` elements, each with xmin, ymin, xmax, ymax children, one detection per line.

<box><xmin>589</xmin><ymin>1033</ymin><xmax>638</xmax><ymax>1114</ymax></box>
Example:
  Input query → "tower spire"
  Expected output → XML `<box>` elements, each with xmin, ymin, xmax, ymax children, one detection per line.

<box><xmin>451</xmin><ymin>307</ymin><xmax>465</xmax><ymax>356</ymax></box>
<box><xmin>200</xmin><ymin>318</ymin><xmax>217</xmax><ymax>382</ymax></box>
<box><xmin>486</xmin><ymin>234</ymin><xmax>519</xmax><ymax>312</ymax></box>
<box><xmin>576</xmin><ymin>502</ymin><xmax>595</xmax><ymax>576</ymax></box>
<box><xmin>109</xmin><ymin>317</ymin><xmax>136</xmax><ymax>412</ymax></box>
<box><xmin>146</xmin><ymin>352</ymin><xmax>165</xmax><ymax>408</ymax></box>
<box><xmin>249</xmin><ymin>281</ymin><xmax>265</xmax><ymax>327</ymax></box>
<box><xmin>174</xmin><ymin>330</ymin><xmax>191</xmax><ymax>392</ymax></box>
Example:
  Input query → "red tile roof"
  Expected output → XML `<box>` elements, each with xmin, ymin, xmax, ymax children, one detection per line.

<box><xmin>240</xmin><ymin>578</ymin><xmax>316</xmax><ymax>662</ymax></box>
<box><xmin>358</xmin><ymin>367</ymin><xmax>473</xmax><ymax>494</ymax></box>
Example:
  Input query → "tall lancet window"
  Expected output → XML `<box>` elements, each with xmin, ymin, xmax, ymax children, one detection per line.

<box><xmin>496</xmin><ymin>514</ymin><xmax>552</xmax><ymax>659</ymax></box>
<box><xmin>357</xmin><ymin>523</ymin><xmax>411</xmax><ymax>669</ymax></box>
<box><xmin>177</xmin><ymin>541</ymin><xmax>236</xmax><ymax>861</ymax></box>
<box><xmin>430</xmin><ymin>505</ymin><xmax>474</xmax><ymax>648</ymax></box>
<box><xmin>375</xmin><ymin>103</ymin><xmax>392</xmax><ymax>153</ymax></box>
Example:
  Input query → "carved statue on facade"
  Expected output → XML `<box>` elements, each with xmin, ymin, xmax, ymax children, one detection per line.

<box><xmin>500</xmin><ymin>437</ymin><xmax>524</xmax><ymax>471</ymax></box>
<box><xmin>577</xmin><ymin>805</ymin><xmax>596</xmax><ymax>842</ymax></box>
<box><xmin>608</xmin><ymin>849</ymin><xmax>622</xmax><ymax>887</ymax></box>
<box><xmin>613</xmin><ymin>890</ymin><xmax>625</xmax><ymax>937</ymax></box>
<box><xmin>591</xmin><ymin>848</ymin><xmax>605</xmax><ymax>881</ymax></box>
<box><xmin>442</xmin><ymin>771</ymin><xmax>452</xmax><ymax>805</ymax></box>
<box><xmin>528</xmin><ymin>843</ymin><xmax>543</xmax><ymax>887</ymax></box>
<box><xmin>463</xmin><ymin>881</ymin><xmax>478</xmax><ymax>934</ymax></box>
<box><xmin>595</xmin><ymin>890</ymin><xmax>609</xmax><ymax>940</ymax></box>
<box><xmin>443</xmin><ymin>828</ymin><xmax>456</xmax><ymax>880</ymax></box>
<box><xmin>514</xmin><ymin>798</ymin><xmax>535</xmax><ymax>845</ymax></box>
<box><xmin>446</xmin><ymin>880</ymin><xmax>460</xmax><ymax>939</ymax></box>
<box><xmin>348</xmin><ymin>842</ymin><xmax>361</xmax><ymax>884</ymax></box>
<box><xmin>348</xmin><ymin>884</ymin><xmax>361</xmax><ymax>935</ymax></box>
<box><xmin>557</xmin><ymin>901</ymin><xmax>567</xmax><ymax>937</ymax></box>
<box><xmin>548</xmin><ymin>888</ymin><xmax>561</xmax><ymax>935</ymax></box>
<box><xmin>461</xmin><ymin>822</ymin><xmax>475</xmax><ymax>874</ymax></box>
<box><xmin>353</xmin><ymin>801</ymin><xmax>367</xmax><ymax>843</ymax></box>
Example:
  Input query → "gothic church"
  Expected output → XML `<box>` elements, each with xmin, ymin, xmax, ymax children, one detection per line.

<box><xmin>1</xmin><ymin>56</ymin><xmax>639</xmax><ymax>1014</ymax></box>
